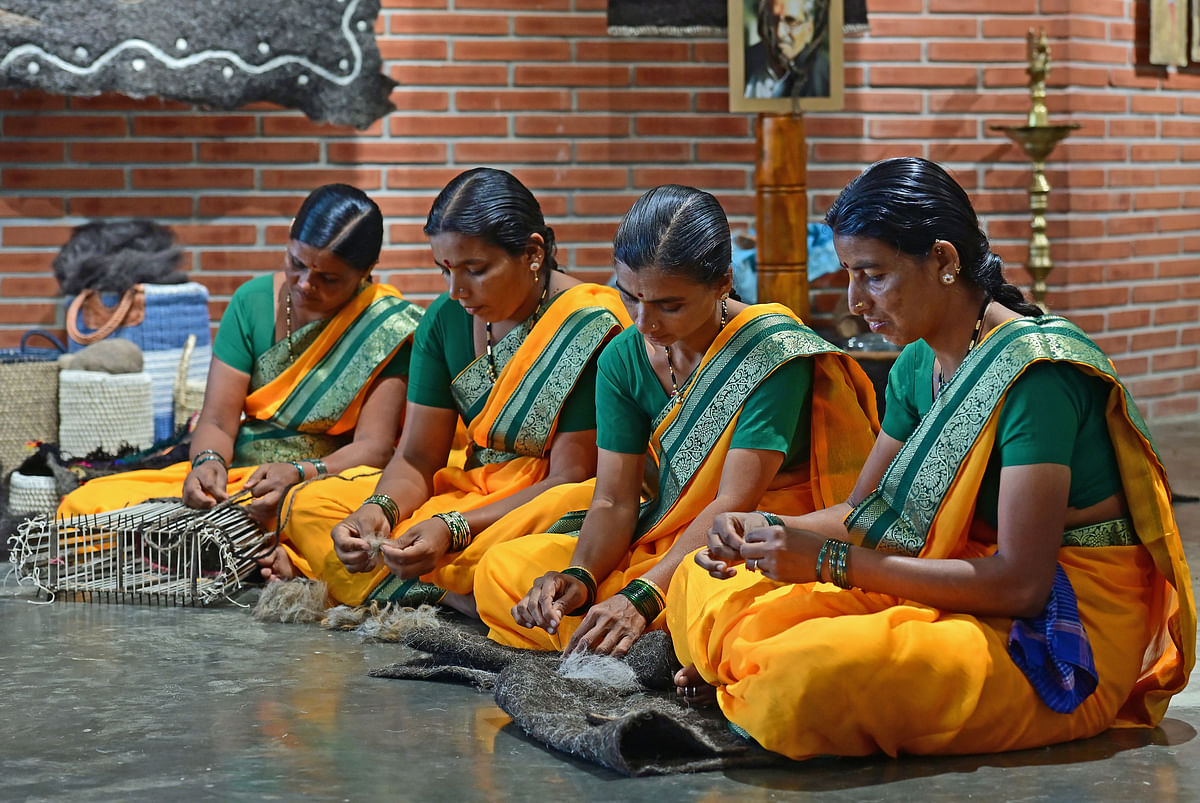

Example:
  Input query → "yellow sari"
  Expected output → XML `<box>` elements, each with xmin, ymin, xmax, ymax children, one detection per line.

<box><xmin>668</xmin><ymin>316</ymin><xmax>1194</xmax><ymax>759</ymax></box>
<box><xmin>477</xmin><ymin>304</ymin><xmax>879</xmax><ymax>650</ymax></box>
<box><xmin>58</xmin><ymin>282</ymin><xmax>421</xmax><ymax>516</ymax></box>
<box><xmin>279</xmin><ymin>284</ymin><xmax>630</xmax><ymax>606</ymax></box>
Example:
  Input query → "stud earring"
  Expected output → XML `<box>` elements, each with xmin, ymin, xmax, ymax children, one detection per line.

<box><xmin>941</xmin><ymin>274</ymin><xmax>955</xmax><ymax>285</ymax></box>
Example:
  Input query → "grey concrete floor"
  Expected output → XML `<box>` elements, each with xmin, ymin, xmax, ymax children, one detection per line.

<box><xmin>3</xmin><ymin>418</ymin><xmax>1199</xmax><ymax>802</ymax></box>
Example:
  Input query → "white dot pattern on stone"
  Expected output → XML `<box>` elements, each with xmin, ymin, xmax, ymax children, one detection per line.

<box><xmin>339</xmin><ymin>59</ymin><xmax>349</xmax><ymax>71</ymax></box>
<box><xmin>297</xmin><ymin>74</ymin><xmax>310</xmax><ymax>85</ymax></box>
<box><xmin>222</xmin><ymin>66</ymin><xmax>234</xmax><ymax>79</ymax></box>
<box><xmin>176</xmin><ymin>38</ymin><xmax>188</xmax><ymax>51</ymax></box>
<box><xmin>27</xmin><ymin>61</ymin><xmax>39</xmax><ymax>74</ymax></box>
<box><xmin>356</xmin><ymin>20</ymin><xmax>368</xmax><ymax>31</ymax></box>
<box><xmin>132</xmin><ymin>58</ymin><xmax>146</xmax><ymax>71</ymax></box>
<box><xmin>257</xmin><ymin>42</ymin><xmax>270</xmax><ymax>55</ymax></box>
<box><xmin>74</xmin><ymin>47</ymin><xmax>88</xmax><ymax>60</ymax></box>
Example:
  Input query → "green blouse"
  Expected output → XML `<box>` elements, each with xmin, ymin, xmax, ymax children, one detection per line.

<box><xmin>212</xmin><ymin>273</ymin><xmax>411</xmax><ymax>377</ymax></box>
<box><xmin>595</xmin><ymin>326</ymin><xmax>813</xmax><ymax>466</ymax></box>
<box><xmin>881</xmin><ymin>339</ymin><xmax>1122</xmax><ymax>528</ymax></box>
<box><xmin>406</xmin><ymin>292</ymin><xmax>599</xmax><ymax>431</ymax></box>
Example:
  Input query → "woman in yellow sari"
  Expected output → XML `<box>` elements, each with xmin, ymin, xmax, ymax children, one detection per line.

<box><xmin>476</xmin><ymin>184</ymin><xmax>878</xmax><ymax>654</ymax></box>
<box><xmin>276</xmin><ymin>168</ymin><xmax>629</xmax><ymax>613</ymax></box>
<box><xmin>59</xmin><ymin>184</ymin><xmax>422</xmax><ymax>547</ymax></box>
<box><xmin>670</xmin><ymin>157</ymin><xmax>1194</xmax><ymax>759</ymax></box>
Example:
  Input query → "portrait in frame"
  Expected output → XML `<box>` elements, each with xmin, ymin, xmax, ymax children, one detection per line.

<box><xmin>728</xmin><ymin>0</ymin><xmax>844</xmax><ymax>112</ymax></box>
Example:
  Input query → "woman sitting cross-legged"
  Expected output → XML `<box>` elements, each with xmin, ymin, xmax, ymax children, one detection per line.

<box><xmin>668</xmin><ymin>157</ymin><xmax>1194</xmax><ymax>760</ymax></box>
<box><xmin>59</xmin><ymin>184</ymin><xmax>422</xmax><ymax>567</ymax></box>
<box><xmin>276</xmin><ymin>168</ymin><xmax>630</xmax><ymax>614</ymax></box>
<box><xmin>475</xmin><ymin>184</ymin><xmax>879</xmax><ymax>654</ymax></box>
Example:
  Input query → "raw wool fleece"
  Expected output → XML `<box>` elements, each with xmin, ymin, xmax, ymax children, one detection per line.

<box><xmin>253</xmin><ymin>578</ymin><xmax>329</xmax><ymax>624</ymax></box>
<box><xmin>53</xmin><ymin>220</ymin><xmax>186</xmax><ymax>296</ymax></box>
<box><xmin>370</xmin><ymin>624</ymin><xmax>786</xmax><ymax>776</ymax></box>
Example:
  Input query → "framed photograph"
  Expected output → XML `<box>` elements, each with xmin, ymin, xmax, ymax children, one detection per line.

<box><xmin>728</xmin><ymin>0</ymin><xmax>844</xmax><ymax>112</ymax></box>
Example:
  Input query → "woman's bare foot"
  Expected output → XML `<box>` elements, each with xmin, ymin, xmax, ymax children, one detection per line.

<box><xmin>257</xmin><ymin>546</ymin><xmax>298</xmax><ymax>583</ymax></box>
<box><xmin>440</xmin><ymin>590</ymin><xmax>479</xmax><ymax>619</ymax></box>
<box><xmin>674</xmin><ymin>664</ymin><xmax>717</xmax><ymax>705</ymax></box>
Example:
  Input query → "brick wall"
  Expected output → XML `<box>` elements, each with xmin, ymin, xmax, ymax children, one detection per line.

<box><xmin>1</xmin><ymin>0</ymin><xmax>1196</xmax><ymax>420</ymax></box>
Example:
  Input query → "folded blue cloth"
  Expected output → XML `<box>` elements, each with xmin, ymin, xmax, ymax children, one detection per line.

<box><xmin>1007</xmin><ymin>564</ymin><xmax>1098</xmax><ymax>714</ymax></box>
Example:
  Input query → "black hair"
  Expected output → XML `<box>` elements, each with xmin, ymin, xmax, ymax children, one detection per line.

<box><xmin>289</xmin><ymin>184</ymin><xmax>383</xmax><ymax>272</ymax></box>
<box><xmin>824</xmin><ymin>157</ymin><xmax>1041</xmax><ymax>316</ymax></box>
<box><xmin>424</xmin><ymin>167</ymin><xmax>558</xmax><ymax>271</ymax></box>
<box><xmin>613</xmin><ymin>184</ymin><xmax>731</xmax><ymax>286</ymax></box>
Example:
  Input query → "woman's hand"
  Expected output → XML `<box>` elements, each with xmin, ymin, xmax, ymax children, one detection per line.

<box><xmin>378</xmin><ymin>517</ymin><xmax>452</xmax><ymax>579</ymax></box>
<box><xmin>695</xmin><ymin>511</ymin><xmax>769</xmax><ymax>579</ymax></box>
<box><xmin>182</xmin><ymin>461</ymin><xmax>228</xmax><ymax>509</ymax></box>
<box><xmin>564</xmin><ymin>594</ymin><xmax>647</xmax><ymax>657</ymax></box>
<box><xmin>331</xmin><ymin>503</ymin><xmax>392</xmax><ymax>573</ymax></box>
<box><xmin>511</xmin><ymin>572</ymin><xmax>589</xmax><ymax>635</ymax></box>
<box><xmin>241</xmin><ymin>462</ymin><xmax>303</xmax><ymax>526</ymax></box>
<box><xmin>738</xmin><ymin>523</ymin><xmax>826</xmax><ymax>585</ymax></box>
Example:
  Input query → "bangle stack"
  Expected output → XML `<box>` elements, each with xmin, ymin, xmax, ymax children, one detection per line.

<box><xmin>618</xmin><ymin>577</ymin><xmax>666</xmax><ymax>624</ymax></box>
<box><xmin>815</xmin><ymin>539</ymin><xmax>853</xmax><ymax>589</ymax></box>
<box><xmin>560</xmin><ymin>566</ymin><xmax>598</xmax><ymax>616</ymax></box>
<box><xmin>308</xmin><ymin>458</ymin><xmax>328</xmax><ymax>477</ymax></box>
<box><xmin>433</xmin><ymin>511</ymin><xmax>472</xmax><ymax>552</ymax></box>
<box><xmin>289</xmin><ymin>461</ymin><xmax>307</xmax><ymax>482</ymax></box>
<box><xmin>756</xmin><ymin>510</ymin><xmax>784</xmax><ymax>527</ymax></box>
<box><xmin>191</xmin><ymin>449</ymin><xmax>227</xmax><ymax>470</ymax></box>
<box><xmin>363</xmin><ymin>493</ymin><xmax>400</xmax><ymax>530</ymax></box>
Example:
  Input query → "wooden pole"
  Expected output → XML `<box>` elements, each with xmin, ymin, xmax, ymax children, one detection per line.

<box><xmin>754</xmin><ymin>112</ymin><xmax>809</xmax><ymax>320</ymax></box>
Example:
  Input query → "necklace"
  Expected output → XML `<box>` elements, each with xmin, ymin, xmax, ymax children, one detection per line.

<box><xmin>665</xmin><ymin>297</ymin><xmax>727</xmax><ymax>405</ymax></box>
<box><xmin>936</xmin><ymin>294</ymin><xmax>991</xmax><ymax>395</ymax></box>
<box><xmin>483</xmin><ymin>276</ymin><xmax>551</xmax><ymax>382</ymax></box>
<box><xmin>284</xmin><ymin>288</ymin><xmax>296</xmax><ymax>365</ymax></box>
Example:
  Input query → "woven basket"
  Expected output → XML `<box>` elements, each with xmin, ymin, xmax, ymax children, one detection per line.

<box><xmin>174</xmin><ymin>334</ymin><xmax>208</xmax><ymax>431</ymax></box>
<box><xmin>0</xmin><ymin>331</ymin><xmax>66</xmax><ymax>474</ymax></box>
<box><xmin>8</xmin><ymin>471</ymin><xmax>59</xmax><ymax>517</ymax></box>
<box><xmin>58</xmin><ymin>370</ymin><xmax>154</xmax><ymax>459</ymax></box>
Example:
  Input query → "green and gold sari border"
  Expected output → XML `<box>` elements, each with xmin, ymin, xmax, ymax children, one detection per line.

<box><xmin>450</xmin><ymin>315</ymin><xmax>534</xmax><ymax>422</ymax></box>
<box><xmin>487</xmin><ymin>307</ymin><xmax>621</xmax><ymax>458</ymax></box>
<box><xmin>1063</xmin><ymin>517</ymin><xmax>1139</xmax><ymax>548</ymax></box>
<box><xmin>368</xmin><ymin>575</ymin><xmax>448</xmax><ymax>606</ymax></box>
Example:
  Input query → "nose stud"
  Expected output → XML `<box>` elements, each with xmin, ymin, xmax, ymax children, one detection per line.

<box><xmin>853</xmin><ymin>301</ymin><xmax>865</xmax><ymax>311</ymax></box>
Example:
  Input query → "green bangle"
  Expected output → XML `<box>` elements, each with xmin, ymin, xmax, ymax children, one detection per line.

<box><xmin>617</xmin><ymin>577</ymin><xmax>665</xmax><ymax>624</ymax></box>
<box><xmin>560</xmin><ymin>566</ymin><xmax>598</xmax><ymax>616</ymax></box>
<box><xmin>363</xmin><ymin>493</ymin><xmax>400</xmax><ymax>530</ymax></box>
<box><xmin>192</xmin><ymin>449</ymin><xmax>226</xmax><ymax>468</ymax></box>
<box><xmin>815</xmin><ymin>539</ymin><xmax>832</xmax><ymax>583</ymax></box>
<box><xmin>289</xmin><ymin>461</ymin><xmax>307</xmax><ymax>482</ymax></box>
<box><xmin>756</xmin><ymin>510</ymin><xmax>784</xmax><ymax>527</ymax></box>
<box><xmin>433</xmin><ymin>511</ymin><xmax>472</xmax><ymax>552</ymax></box>
<box><xmin>309</xmin><ymin>458</ymin><xmax>328</xmax><ymax>477</ymax></box>
<box><xmin>191</xmin><ymin>453</ymin><xmax>226</xmax><ymax>470</ymax></box>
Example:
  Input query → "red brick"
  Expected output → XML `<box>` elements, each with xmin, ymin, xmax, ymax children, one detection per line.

<box><xmin>555</xmin><ymin>221</ymin><xmax>620</xmax><ymax>242</ymax></box>
<box><xmin>390</xmin><ymin>91</ymin><xmax>451</xmax><ymax>111</ymax></box>
<box><xmin>457</xmin><ymin>90</ymin><xmax>572</xmax><ymax>111</ymax></box>
<box><xmin>329</xmin><ymin>142</ymin><xmax>448</xmax><ymax>163</ymax></box>
<box><xmin>928</xmin><ymin>0</ymin><xmax>1037</xmax><ymax>10</ymax></box>
<box><xmin>1057</xmin><ymin>142</ymin><xmax>1128</xmax><ymax>162</ymax></box>
<box><xmin>515</xmin><ymin>65</ymin><xmax>631</xmax><ymax>87</ymax></box>
<box><xmin>1108</xmin><ymin>69</ymin><xmax>1167</xmax><ymax>91</ymax></box>
<box><xmin>1132</xmin><ymin>238</ymin><xmax>1182</xmax><ymax>257</ymax></box>
<box><xmin>0</xmin><ymin>142</ymin><xmax>64</xmax><ymax>162</ymax></box>
<box><xmin>510</xmin><ymin>167</ymin><xmax>628</xmax><ymax>190</ymax></box>
<box><xmin>454</xmin><ymin>141</ymin><xmax>572</xmax><ymax>163</ymax></box>
<box><xmin>1132</xmin><ymin>283</ymin><xmax>1185</xmax><ymax>303</ymax></box>
<box><xmin>197</xmin><ymin>195</ymin><xmax>305</xmax><ymax>218</ymax></box>
<box><xmin>132</xmin><ymin>168</ymin><xmax>254</xmax><ymax>190</ymax></box>
<box><xmin>0</xmin><ymin>196</ymin><xmax>64</xmax><ymax>217</ymax></box>
<box><xmin>0</xmin><ymin>303</ymin><xmax>58</xmax><ymax>327</ymax></box>
<box><xmin>0</xmin><ymin>90</ymin><xmax>66</xmax><ymax>111</ymax></box>
<box><xmin>513</xmin><ymin>15</ymin><xmax>608</xmax><ymax>37</ymax></box>
<box><xmin>3</xmin><ymin>168</ymin><xmax>124</xmax><ymax>190</ymax></box>
<box><xmin>70</xmin><ymin>196</ymin><xmax>194</xmax><ymax>218</ymax></box>
<box><xmin>1132</xmin><ymin>144</ymin><xmax>1180</xmax><ymax>162</ymax></box>
<box><xmin>696</xmin><ymin>142</ymin><xmax>756</xmax><ymax>163</ymax></box>
<box><xmin>1111</xmin><ymin>355</ymin><xmax>1149</xmax><ymax>377</ymax></box>
<box><xmin>575</xmin><ymin>41</ymin><xmax>689</xmax><ymax>62</ymax></box>
<box><xmin>576</xmin><ymin>141</ymin><xmax>691</xmax><ymax>162</ymax></box>
<box><xmin>393</xmin><ymin>115</ymin><xmax>509</xmax><ymax>137</ymax></box>
<box><xmin>1106</xmin><ymin>216</ymin><xmax>1156</xmax><ymax>236</ymax></box>
<box><xmin>1065</xmin><ymin>93</ymin><xmax>1128</xmax><ymax>113</ymax></box>
<box><xmin>517</xmin><ymin>115</ymin><xmax>630</xmax><ymax>137</ymax></box>
<box><xmin>1067</xmin><ymin>285</ymin><xmax>1131</xmax><ymax>307</ymax></box>
<box><xmin>1157</xmin><ymin>167</ymin><xmax>1200</xmax><ymax>187</ymax></box>
<box><xmin>571</xmin><ymin>246</ymin><xmax>618</xmax><ymax>267</ymax></box>
<box><xmin>1108</xmin><ymin>168</ymin><xmax>1157</xmax><ymax>187</ymax></box>
<box><xmin>0</xmin><ymin>276</ymin><xmax>60</xmax><ymax>296</ymax></box>
<box><xmin>632</xmin><ymin>167</ymin><xmax>747</xmax><ymax>190</ymax></box>
<box><xmin>805</xmin><ymin>117</ymin><xmax>866</xmax><ymax>138</ymax></box>
<box><xmin>174</xmin><ymin>225</ymin><xmax>258</xmax><ymax>246</ymax></box>
<box><xmin>133</xmin><ymin>116</ymin><xmax>257</xmax><ymax>137</ymax></box>
<box><xmin>635</xmin><ymin>115</ymin><xmax>748</xmax><ymax>137</ymax></box>
<box><xmin>70</xmin><ymin>142</ymin><xmax>194</xmax><ymax>163</ymax></box>
<box><xmin>198</xmin><ymin>252</ymin><xmax>282</xmax><ymax>272</ymax></box>
<box><xmin>1108</xmin><ymin>308</ymin><xmax>1152</xmax><ymax>330</ymax></box>
<box><xmin>262</xmin><ymin>108</ymin><xmax>376</xmax><ymax>136</ymax></box>
<box><xmin>1155</xmin><ymin>305</ymin><xmax>1200</xmax><ymax>325</ymax></box>
<box><xmin>457</xmin><ymin>0</ymin><xmax>570</xmax><ymax>7</ymax></box>
<box><xmin>1131</xmin><ymin>329</ymin><xmax>1181</xmax><ymax>351</ymax></box>
<box><xmin>2</xmin><ymin>225</ymin><xmax>75</xmax><ymax>247</ymax></box>
<box><xmin>1151</xmin><ymin>396</ymin><xmax>1200</xmax><ymax>418</ymax></box>
<box><xmin>870</xmin><ymin>119</ymin><xmax>977</xmax><ymax>139</ymax></box>
<box><xmin>843</xmin><ymin>91</ymin><xmax>925</xmax><ymax>113</ymax></box>
<box><xmin>390</xmin><ymin>12</ymin><xmax>509</xmax><ymax>35</ymax></box>
<box><xmin>812</xmin><ymin>142</ymin><xmax>926</xmax><ymax>163</ymax></box>
<box><xmin>1133</xmin><ymin>191</ymin><xmax>1183</xmax><ymax>211</ymax></box>
<box><xmin>198</xmin><ymin>141</ymin><xmax>321</xmax><ymax>163</ymax></box>
<box><xmin>576</xmin><ymin>90</ymin><xmax>692</xmax><ymax>112</ymax></box>
<box><xmin>1131</xmin><ymin>95</ymin><xmax>1178</xmax><ymax>114</ymax></box>
<box><xmin>571</xmin><ymin>193</ymin><xmax>644</xmax><ymax>216</ymax></box>
<box><xmin>4</xmin><ymin>115</ymin><xmax>127</xmax><ymax>137</ymax></box>
<box><xmin>385</xmin><ymin>168</ymin><xmax>469</xmax><ymax>191</ymax></box>
<box><xmin>633</xmin><ymin>66</ymin><xmax>727</xmax><ymax>87</ymax></box>
<box><xmin>1108</xmin><ymin>119</ymin><xmax>1158</xmax><ymax>138</ymax></box>
<box><xmin>388</xmin><ymin>223</ymin><xmax>430</xmax><ymax>243</ymax></box>
<box><xmin>928</xmin><ymin>41</ymin><xmax>1026</xmax><ymax>63</ymax></box>
<box><xmin>379</xmin><ymin>270</ymin><xmax>446</xmax><ymax>295</ymax></box>
<box><xmin>456</xmin><ymin>39</ymin><xmax>571</xmax><ymax>61</ymax></box>
<box><xmin>1158</xmin><ymin>258</ymin><xmax>1200</xmax><ymax>278</ymax></box>
<box><xmin>928</xmin><ymin>142</ymin><xmax>1014</xmax><ymax>163</ymax></box>
<box><xmin>377</xmin><ymin>40</ymin><xmax>449</xmax><ymax>60</ymax></box>
<box><xmin>393</xmin><ymin>64</ymin><xmax>509</xmax><ymax>85</ymax></box>
<box><xmin>261</xmin><ymin>169</ymin><xmax>382</xmax><ymax>190</ymax></box>
<box><xmin>68</xmin><ymin>93</ymin><xmax>190</xmax><ymax>112</ymax></box>
<box><xmin>692</xmin><ymin>42</ymin><xmax>728</xmax><ymax>63</ymax></box>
